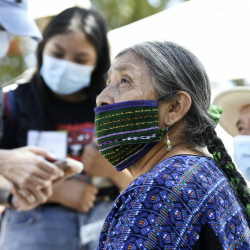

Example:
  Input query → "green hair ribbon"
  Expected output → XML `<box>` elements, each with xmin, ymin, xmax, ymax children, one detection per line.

<box><xmin>243</xmin><ymin>188</ymin><xmax>250</xmax><ymax>198</ymax></box>
<box><xmin>230</xmin><ymin>177</ymin><xmax>240</xmax><ymax>190</ymax></box>
<box><xmin>246</xmin><ymin>204</ymin><xmax>250</xmax><ymax>219</ymax></box>
<box><xmin>207</xmin><ymin>104</ymin><xmax>223</xmax><ymax>126</ymax></box>
<box><xmin>225</xmin><ymin>162</ymin><xmax>236</xmax><ymax>171</ymax></box>
<box><xmin>213</xmin><ymin>152</ymin><xmax>222</xmax><ymax>162</ymax></box>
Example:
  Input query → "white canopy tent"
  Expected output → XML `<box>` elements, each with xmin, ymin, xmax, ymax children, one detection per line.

<box><xmin>28</xmin><ymin>0</ymin><xmax>250</xmax><ymax>83</ymax></box>
<box><xmin>108</xmin><ymin>0</ymin><xmax>250</xmax><ymax>83</ymax></box>
<box><xmin>108</xmin><ymin>0</ymin><xmax>250</xmax><ymax>160</ymax></box>
<box><xmin>28</xmin><ymin>0</ymin><xmax>91</xmax><ymax>19</ymax></box>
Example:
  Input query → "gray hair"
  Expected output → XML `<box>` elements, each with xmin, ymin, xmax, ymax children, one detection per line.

<box><xmin>115</xmin><ymin>41</ymin><xmax>250</xmax><ymax>218</ymax></box>
<box><xmin>116</xmin><ymin>41</ymin><xmax>215</xmax><ymax>148</ymax></box>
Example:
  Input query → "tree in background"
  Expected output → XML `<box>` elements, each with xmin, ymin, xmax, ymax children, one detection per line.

<box><xmin>91</xmin><ymin>0</ymin><xmax>170</xmax><ymax>30</ymax></box>
<box><xmin>0</xmin><ymin>37</ymin><xmax>26</xmax><ymax>85</ymax></box>
<box><xmin>0</xmin><ymin>36</ymin><xmax>36</xmax><ymax>86</ymax></box>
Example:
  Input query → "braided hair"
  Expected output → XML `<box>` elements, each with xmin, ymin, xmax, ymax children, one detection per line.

<box><xmin>116</xmin><ymin>41</ymin><xmax>250</xmax><ymax>219</ymax></box>
<box><xmin>204</xmin><ymin>127</ymin><xmax>250</xmax><ymax>218</ymax></box>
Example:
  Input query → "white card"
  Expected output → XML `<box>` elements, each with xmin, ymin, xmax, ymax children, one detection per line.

<box><xmin>27</xmin><ymin>130</ymin><xmax>68</xmax><ymax>160</ymax></box>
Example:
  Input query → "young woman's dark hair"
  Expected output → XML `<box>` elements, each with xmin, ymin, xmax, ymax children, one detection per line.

<box><xmin>33</xmin><ymin>7</ymin><xmax>110</xmax><ymax>126</ymax></box>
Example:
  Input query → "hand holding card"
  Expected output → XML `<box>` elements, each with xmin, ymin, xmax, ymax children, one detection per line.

<box><xmin>55</xmin><ymin>158</ymin><xmax>84</xmax><ymax>179</ymax></box>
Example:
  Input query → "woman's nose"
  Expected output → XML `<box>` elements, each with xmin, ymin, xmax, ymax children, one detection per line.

<box><xmin>96</xmin><ymin>86</ymin><xmax>115</xmax><ymax>107</ymax></box>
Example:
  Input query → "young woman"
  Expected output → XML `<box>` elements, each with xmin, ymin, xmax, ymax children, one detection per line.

<box><xmin>0</xmin><ymin>7</ymin><xmax>132</xmax><ymax>250</ymax></box>
<box><xmin>95</xmin><ymin>41</ymin><xmax>250</xmax><ymax>249</ymax></box>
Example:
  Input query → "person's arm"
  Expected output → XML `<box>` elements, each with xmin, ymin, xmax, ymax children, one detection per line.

<box><xmin>105</xmin><ymin>168</ymin><xmax>133</xmax><ymax>192</ymax></box>
<box><xmin>0</xmin><ymin>147</ymin><xmax>64</xmax><ymax>190</ymax></box>
<box><xmin>0</xmin><ymin>175</ymin><xmax>54</xmax><ymax>210</ymax></box>
<box><xmin>48</xmin><ymin>177</ymin><xmax>98</xmax><ymax>213</ymax></box>
<box><xmin>0</xmin><ymin>91</ymin><xmax>64</xmax><ymax>190</ymax></box>
<box><xmin>83</xmin><ymin>144</ymin><xmax>133</xmax><ymax>191</ymax></box>
<box><xmin>0</xmin><ymin>147</ymin><xmax>64</xmax><ymax>207</ymax></box>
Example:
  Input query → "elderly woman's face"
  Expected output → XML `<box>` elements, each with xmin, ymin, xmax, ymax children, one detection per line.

<box><xmin>96</xmin><ymin>51</ymin><xmax>157</xmax><ymax>106</ymax></box>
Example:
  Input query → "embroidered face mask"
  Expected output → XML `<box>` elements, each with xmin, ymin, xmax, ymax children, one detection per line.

<box><xmin>94</xmin><ymin>100</ymin><xmax>165</xmax><ymax>171</ymax></box>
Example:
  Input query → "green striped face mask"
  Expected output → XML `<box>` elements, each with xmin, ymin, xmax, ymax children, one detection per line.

<box><xmin>94</xmin><ymin>100</ymin><xmax>166</xmax><ymax>171</ymax></box>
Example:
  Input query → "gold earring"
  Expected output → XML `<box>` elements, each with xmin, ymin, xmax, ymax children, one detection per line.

<box><xmin>168</xmin><ymin>120</ymin><xmax>174</xmax><ymax>126</ymax></box>
<box><xmin>166</xmin><ymin>127</ymin><xmax>172</xmax><ymax>152</ymax></box>
<box><xmin>166</xmin><ymin>120</ymin><xmax>174</xmax><ymax>152</ymax></box>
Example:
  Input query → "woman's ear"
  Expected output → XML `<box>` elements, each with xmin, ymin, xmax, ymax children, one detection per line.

<box><xmin>160</xmin><ymin>91</ymin><xmax>192</xmax><ymax>128</ymax></box>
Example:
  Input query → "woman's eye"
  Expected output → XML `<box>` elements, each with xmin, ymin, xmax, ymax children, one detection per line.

<box><xmin>75</xmin><ymin>59</ymin><xmax>87</xmax><ymax>64</ymax></box>
<box><xmin>238</xmin><ymin>127</ymin><xmax>243</xmax><ymax>132</ymax></box>
<box><xmin>52</xmin><ymin>52</ymin><xmax>64</xmax><ymax>58</ymax></box>
<box><xmin>121</xmin><ymin>78</ymin><xmax>130</xmax><ymax>84</ymax></box>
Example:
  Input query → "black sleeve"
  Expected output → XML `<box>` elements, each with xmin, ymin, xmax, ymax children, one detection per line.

<box><xmin>0</xmin><ymin>91</ymin><xmax>18</xmax><ymax>149</ymax></box>
<box><xmin>193</xmin><ymin>224</ymin><xmax>224</xmax><ymax>250</ymax></box>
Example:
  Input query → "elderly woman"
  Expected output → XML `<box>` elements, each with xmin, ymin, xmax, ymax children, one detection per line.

<box><xmin>94</xmin><ymin>41</ymin><xmax>250</xmax><ymax>249</ymax></box>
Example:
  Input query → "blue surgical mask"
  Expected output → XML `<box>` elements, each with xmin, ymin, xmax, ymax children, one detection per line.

<box><xmin>233</xmin><ymin>135</ymin><xmax>250</xmax><ymax>181</ymax></box>
<box><xmin>40</xmin><ymin>55</ymin><xmax>94</xmax><ymax>95</ymax></box>
<box><xmin>0</xmin><ymin>30</ymin><xmax>11</xmax><ymax>59</ymax></box>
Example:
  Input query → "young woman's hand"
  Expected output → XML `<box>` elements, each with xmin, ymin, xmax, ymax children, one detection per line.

<box><xmin>49</xmin><ymin>178</ymin><xmax>98</xmax><ymax>213</ymax></box>
<box><xmin>11</xmin><ymin>185</ymin><xmax>53</xmax><ymax>211</ymax></box>
<box><xmin>0</xmin><ymin>147</ymin><xmax>64</xmax><ymax>191</ymax></box>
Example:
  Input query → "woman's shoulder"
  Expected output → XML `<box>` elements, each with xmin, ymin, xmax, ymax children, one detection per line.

<box><xmin>128</xmin><ymin>155</ymin><xmax>221</xmax><ymax>190</ymax></box>
<box><xmin>123</xmin><ymin>154</ymin><xmax>237</xmax><ymax>213</ymax></box>
<box><xmin>108</xmin><ymin>154</ymin><xmax>250</xmax><ymax>250</ymax></box>
<box><xmin>124</xmin><ymin>154</ymin><xmax>242</xmax><ymax>218</ymax></box>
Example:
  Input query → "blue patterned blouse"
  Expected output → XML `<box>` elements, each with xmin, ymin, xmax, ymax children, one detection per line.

<box><xmin>97</xmin><ymin>155</ymin><xmax>250</xmax><ymax>250</ymax></box>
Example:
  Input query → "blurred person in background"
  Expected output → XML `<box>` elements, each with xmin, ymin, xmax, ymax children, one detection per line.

<box><xmin>0</xmin><ymin>0</ymin><xmax>64</xmax><ymax>211</ymax></box>
<box><xmin>0</xmin><ymin>7</ymin><xmax>132</xmax><ymax>250</ymax></box>
<box><xmin>213</xmin><ymin>87</ymin><xmax>250</xmax><ymax>182</ymax></box>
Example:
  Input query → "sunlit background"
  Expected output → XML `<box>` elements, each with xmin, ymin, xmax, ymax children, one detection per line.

<box><xmin>1</xmin><ymin>0</ymin><xmax>250</xmax><ymax>161</ymax></box>
<box><xmin>0</xmin><ymin>0</ymin><xmax>186</xmax><ymax>85</ymax></box>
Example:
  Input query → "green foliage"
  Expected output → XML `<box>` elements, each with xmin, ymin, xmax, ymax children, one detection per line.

<box><xmin>0</xmin><ymin>54</ymin><xmax>27</xmax><ymax>86</ymax></box>
<box><xmin>91</xmin><ymin>0</ymin><xmax>170</xmax><ymax>30</ymax></box>
<box><xmin>0</xmin><ymin>36</ymin><xmax>28</xmax><ymax>86</ymax></box>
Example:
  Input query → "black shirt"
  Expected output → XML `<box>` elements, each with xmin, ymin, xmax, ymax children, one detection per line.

<box><xmin>1</xmin><ymin>78</ymin><xmax>96</xmax><ymax>162</ymax></box>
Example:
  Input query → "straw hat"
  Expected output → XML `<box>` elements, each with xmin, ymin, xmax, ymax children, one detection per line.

<box><xmin>213</xmin><ymin>86</ymin><xmax>250</xmax><ymax>137</ymax></box>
